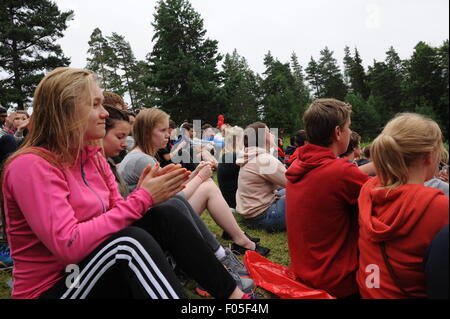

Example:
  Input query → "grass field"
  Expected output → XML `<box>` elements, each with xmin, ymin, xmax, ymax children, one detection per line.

<box><xmin>0</xmin><ymin>173</ymin><xmax>289</xmax><ymax>299</ymax></box>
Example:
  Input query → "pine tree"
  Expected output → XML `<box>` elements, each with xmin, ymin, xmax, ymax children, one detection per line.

<box><xmin>345</xmin><ymin>92</ymin><xmax>381</xmax><ymax>141</ymax></box>
<box><xmin>107</xmin><ymin>33</ymin><xmax>138</xmax><ymax>107</ymax></box>
<box><xmin>343</xmin><ymin>46</ymin><xmax>353</xmax><ymax>87</ymax></box>
<box><xmin>367</xmin><ymin>47</ymin><xmax>405</xmax><ymax>123</ymax></box>
<box><xmin>0</xmin><ymin>0</ymin><xmax>72</xmax><ymax>109</ymax></box>
<box><xmin>222</xmin><ymin>49</ymin><xmax>261</xmax><ymax>127</ymax></box>
<box><xmin>305</xmin><ymin>57</ymin><xmax>322</xmax><ymax>98</ymax></box>
<box><xmin>437</xmin><ymin>40</ymin><xmax>449</xmax><ymax>140</ymax></box>
<box><xmin>130</xmin><ymin>60</ymin><xmax>157</xmax><ymax>110</ymax></box>
<box><xmin>318</xmin><ymin>47</ymin><xmax>347</xmax><ymax>100</ymax></box>
<box><xmin>290</xmin><ymin>52</ymin><xmax>311</xmax><ymax>128</ymax></box>
<box><xmin>148</xmin><ymin>0</ymin><xmax>223</xmax><ymax>124</ymax></box>
<box><xmin>306</xmin><ymin>47</ymin><xmax>347</xmax><ymax>100</ymax></box>
<box><xmin>403</xmin><ymin>41</ymin><xmax>448</xmax><ymax>138</ymax></box>
<box><xmin>86</xmin><ymin>28</ymin><xmax>115</xmax><ymax>91</ymax></box>
<box><xmin>344</xmin><ymin>47</ymin><xmax>370</xmax><ymax>99</ymax></box>
<box><xmin>261</xmin><ymin>52</ymin><xmax>298</xmax><ymax>133</ymax></box>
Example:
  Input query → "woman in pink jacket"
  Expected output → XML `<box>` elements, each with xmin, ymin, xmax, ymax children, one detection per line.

<box><xmin>1</xmin><ymin>67</ymin><xmax>248</xmax><ymax>299</ymax></box>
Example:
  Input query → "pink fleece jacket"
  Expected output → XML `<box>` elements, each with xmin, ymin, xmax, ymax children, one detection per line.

<box><xmin>2</xmin><ymin>146</ymin><xmax>154</xmax><ymax>299</ymax></box>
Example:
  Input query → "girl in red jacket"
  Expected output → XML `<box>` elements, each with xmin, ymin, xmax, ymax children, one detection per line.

<box><xmin>357</xmin><ymin>113</ymin><xmax>449</xmax><ymax>299</ymax></box>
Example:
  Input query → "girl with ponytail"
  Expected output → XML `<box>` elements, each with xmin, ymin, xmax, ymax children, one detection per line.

<box><xmin>357</xmin><ymin>113</ymin><xmax>448</xmax><ymax>299</ymax></box>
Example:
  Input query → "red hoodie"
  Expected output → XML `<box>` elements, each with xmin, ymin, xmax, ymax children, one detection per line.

<box><xmin>357</xmin><ymin>177</ymin><xmax>449</xmax><ymax>299</ymax></box>
<box><xmin>285</xmin><ymin>143</ymin><xmax>370</xmax><ymax>298</ymax></box>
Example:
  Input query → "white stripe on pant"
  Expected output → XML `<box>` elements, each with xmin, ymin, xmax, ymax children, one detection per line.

<box><xmin>61</xmin><ymin>236</ymin><xmax>180</xmax><ymax>299</ymax></box>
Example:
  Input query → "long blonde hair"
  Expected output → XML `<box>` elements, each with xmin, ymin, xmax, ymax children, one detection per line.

<box><xmin>371</xmin><ymin>113</ymin><xmax>448</xmax><ymax>189</ymax></box>
<box><xmin>1</xmin><ymin>68</ymin><xmax>99</xmax><ymax>237</ymax></box>
<box><xmin>4</xmin><ymin>67</ymin><xmax>97</xmax><ymax>169</ymax></box>
<box><xmin>133</xmin><ymin>108</ymin><xmax>170</xmax><ymax>156</ymax></box>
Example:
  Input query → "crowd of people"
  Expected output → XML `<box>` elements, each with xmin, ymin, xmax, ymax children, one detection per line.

<box><xmin>0</xmin><ymin>67</ymin><xmax>448</xmax><ymax>299</ymax></box>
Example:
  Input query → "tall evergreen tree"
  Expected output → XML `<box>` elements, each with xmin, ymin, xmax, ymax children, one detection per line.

<box><xmin>343</xmin><ymin>46</ymin><xmax>353</xmax><ymax>87</ymax></box>
<box><xmin>437</xmin><ymin>40</ymin><xmax>449</xmax><ymax>140</ymax></box>
<box><xmin>290</xmin><ymin>52</ymin><xmax>311</xmax><ymax>128</ymax></box>
<box><xmin>261</xmin><ymin>52</ymin><xmax>298</xmax><ymax>133</ymax></box>
<box><xmin>343</xmin><ymin>47</ymin><xmax>370</xmax><ymax>99</ymax></box>
<box><xmin>306</xmin><ymin>47</ymin><xmax>347</xmax><ymax>100</ymax></box>
<box><xmin>345</xmin><ymin>92</ymin><xmax>381</xmax><ymax>141</ymax></box>
<box><xmin>131</xmin><ymin>60</ymin><xmax>157</xmax><ymax>110</ymax></box>
<box><xmin>305</xmin><ymin>57</ymin><xmax>321</xmax><ymax>98</ymax></box>
<box><xmin>0</xmin><ymin>0</ymin><xmax>72</xmax><ymax>109</ymax></box>
<box><xmin>86</xmin><ymin>28</ymin><xmax>126</xmax><ymax>96</ymax></box>
<box><xmin>86</xmin><ymin>28</ymin><xmax>115</xmax><ymax>91</ymax></box>
<box><xmin>148</xmin><ymin>0</ymin><xmax>223</xmax><ymax>124</ymax></box>
<box><xmin>403</xmin><ymin>41</ymin><xmax>448</xmax><ymax>138</ymax></box>
<box><xmin>222</xmin><ymin>49</ymin><xmax>261</xmax><ymax>127</ymax></box>
<box><xmin>107</xmin><ymin>33</ymin><xmax>138</xmax><ymax>107</ymax></box>
<box><xmin>367</xmin><ymin>47</ymin><xmax>405</xmax><ymax>123</ymax></box>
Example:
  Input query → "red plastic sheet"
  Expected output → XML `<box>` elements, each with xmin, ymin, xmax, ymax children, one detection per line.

<box><xmin>244</xmin><ymin>251</ymin><xmax>336</xmax><ymax>299</ymax></box>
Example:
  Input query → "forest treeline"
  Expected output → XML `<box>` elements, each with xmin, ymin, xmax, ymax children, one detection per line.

<box><xmin>1</xmin><ymin>0</ymin><xmax>448</xmax><ymax>140</ymax></box>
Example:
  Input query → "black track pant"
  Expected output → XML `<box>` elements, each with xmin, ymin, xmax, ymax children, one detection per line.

<box><xmin>40</xmin><ymin>201</ymin><xmax>236</xmax><ymax>299</ymax></box>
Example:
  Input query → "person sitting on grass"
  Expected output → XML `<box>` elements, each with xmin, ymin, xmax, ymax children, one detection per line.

<box><xmin>1</xmin><ymin>67</ymin><xmax>252</xmax><ymax>299</ymax></box>
<box><xmin>284</xmin><ymin>130</ymin><xmax>307</xmax><ymax>167</ymax></box>
<box><xmin>356</xmin><ymin>144</ymin><xmax>371</xmax><ymax>167</ymax></box>
<box><xmin>118</xmin><ymin>108</ymin><xmax>269</xmax><ymax>257</ymax></box>
<box><xmin>102</xmin><ymin>105</ymin><xmax>255</xmax><ymax>297</ymax></box>
<box><xmin>357</xmin><ymin>113</ymin><xmax>448</xmax><ymax>299</ymax></box>
<box><xmin>286</xmin><ymin>98</ymin><xmax>374</xmax><ymax>298</ymax></box>
<box><xmin>236</xmin><ymin>122</ymin><xmax>287</xmax><ymax>233</ymax></box>
<box><xmin>0</xmin><ymin>110</ymin><xmax>30</xmax><ymax>144</ymax></box>
<box><xmin>339</xmin><ymin>131</ymin><xmax>362</xmax><ymax>165</ymax></box>
<box><xmin>217</xmin><ymin>125</ymin><xmax>244</xmax><ymax>211</ymax></box>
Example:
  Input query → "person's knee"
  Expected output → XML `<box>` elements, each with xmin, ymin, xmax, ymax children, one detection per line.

<box><xmin>115</xmin><ymin>226</ymin><xmax>155</xmax><ymax>245</ymax></box>
<box><xmin>148</xmin><ymin>201</ymin><xmax>193</xmax><ymax>229</ymax></box>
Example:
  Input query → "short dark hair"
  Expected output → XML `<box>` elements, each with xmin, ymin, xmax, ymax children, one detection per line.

<box><xmin>363</xmin><ymin>144</ymin><xmax>371</xmax><ymax>159</ymax></box>
<box><xmin>124</xmin><ymin>110</ymin><xmax>136</xmax><ymax>118</ymax></box>
<box><xmin>201</xmin><ymin>123</ymin><xmax>213</xmax><ymax>132</ymax></box>
<box><xmin>169</xmin><ymin>119</ymin><xmax>177</xmax><ymax>129</ymax></box>
<box><xmin>181</xmin><ymin>122</ymin><xmax>193</xmax><ymax>131</ymax></box>
<box><xmin>0</xmin><ymin>107</ymin><xmax>7</xmax><ymax>114</ymax></box>
<box><xmin>340</xmin><ymin>131</ymin><xmax>361</xmax><ymax>157</ymax></box>
<box><xmin>290</xmin><ymin>130</ymin><xmax>307</xmax><ymax>147</ymax></box>
<box><xmin>243</xmin><ymin>122</ymin><xmax>267</xmax><ymax>148</ymax></box>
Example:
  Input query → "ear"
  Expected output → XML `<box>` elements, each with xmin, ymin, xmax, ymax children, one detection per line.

<box><xmin>423</xmin><ymin>152</ymin><xmax>433</xmax><ymax>165</ymax></box>
<box><xmin>332</xmin><ymin>125</ymin><xmax>341</xmax><ymax>142</ymax></box>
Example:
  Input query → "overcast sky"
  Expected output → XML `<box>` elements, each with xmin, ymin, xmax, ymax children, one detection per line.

<box><xmin>52</xmin><ymin>0</ymin><xmax>449</xmax><ymax>75</ymax></box>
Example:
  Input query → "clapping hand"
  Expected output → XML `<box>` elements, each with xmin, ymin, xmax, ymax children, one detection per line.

<box><xmin>138</xmin><ymin>163</ymin><xmax>190</xmax><ymax>205</ymax></box>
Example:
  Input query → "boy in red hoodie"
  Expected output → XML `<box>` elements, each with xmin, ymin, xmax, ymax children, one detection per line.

<box><xmin>286</xmin><ymin>98</ymin><xmax>371</xmax><ymax>298</ymax></box>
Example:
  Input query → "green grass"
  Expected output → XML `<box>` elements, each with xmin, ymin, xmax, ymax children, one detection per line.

<box><xmin>188</xmin><ymin>173</ymin><xmax>289</xmax><ymax>299</ymax></box>
<box><xmin>194</xmin><ymin>208</ymin><xmax>288</xmax><ymax>299</ymax></box>
<box><xmin>0</xmin><ymin>268</ymin><xmax>12</xmax><ymax>299</ymax></box>
<box><xmin>0</xmin><ymin>173</ymin><xmax>289</xmax><ymax>299</ymax></box>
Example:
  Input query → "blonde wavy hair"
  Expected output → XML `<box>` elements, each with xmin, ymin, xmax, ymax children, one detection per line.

<box><xmin>133</xmin><ymin>108</ymin><xmax>170</xmax><ymax>156</ymax></box>
<box><xmin>1</xmin><ymin>68</ymin><xmax>100</xmax><ymax>235</ymax></box>
<box><xmin>3</xmin><ymin>67</ymin><xmax>97</xmax><ymax>169</ymax></box>
<box><xmin>371</xmin><ymin>113</ymin><xmax>448</xmax><ymax>189</ymax></box>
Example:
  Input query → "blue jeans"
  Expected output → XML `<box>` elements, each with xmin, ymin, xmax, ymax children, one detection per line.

<box><xmin>244</xmin><ymin>189</ymin><xmax>286</xmax><ymax>232</ymax></box>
